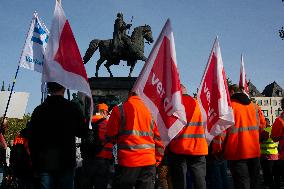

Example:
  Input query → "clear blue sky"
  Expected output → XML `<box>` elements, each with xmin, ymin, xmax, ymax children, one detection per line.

<box><xmin>0</xmin><ymin>0</ymin><xmax>284</xmax><ymax>114</ymax></box>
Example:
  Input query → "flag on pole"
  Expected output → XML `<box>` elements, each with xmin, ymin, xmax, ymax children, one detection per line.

<box><xmin>42</xmin><ymin>1</ymin><xmax>92</xmax><ymax>116</ymax></box>
<box><xmin>132</xmin><ymin>19</ymin><xmax>187</xmax><ymax>145</ymax></box>
<box><xmin>239</xmin><ymin>54</ymin><xmax>250</xmax><ymax>96</ymax></box>
<box><xmin>197</xmin><ymin>37</ymin><xmax>234</xmax><ymax>143</ymax></box>
<box><xmin>19</xmin><ymin>12</ymin><xmax>49</xmax><ymax>73</ymax></box>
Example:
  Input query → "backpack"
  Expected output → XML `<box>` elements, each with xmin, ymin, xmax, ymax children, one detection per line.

<box><xmin>81</xmin><ymin>118</ymin><xmax>106</xmax><ymax>159</ymax></box>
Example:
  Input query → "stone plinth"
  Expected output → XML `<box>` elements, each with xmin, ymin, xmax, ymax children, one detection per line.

<box><xmin>88</xmin><ymin>77</ymin><xmax>137</xmax><ymax>110</ymax></box>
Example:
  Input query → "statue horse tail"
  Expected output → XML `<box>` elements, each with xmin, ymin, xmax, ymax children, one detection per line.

<box><xmin>83</xmin><ymin>39</ymin><xmax>100</xmax><ymax>64</ymax></box>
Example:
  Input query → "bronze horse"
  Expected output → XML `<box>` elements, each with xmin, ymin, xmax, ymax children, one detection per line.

<box><xmin>83</xmin><ymin>25</ymin><xmax>154</xmax><ymax>77</ymax></box>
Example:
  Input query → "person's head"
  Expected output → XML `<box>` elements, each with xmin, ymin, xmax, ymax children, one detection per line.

<box><xmin>281</xmin><ymin>97</ymin><xmax>284</xmax><ymax>110</ymax></box>
<box><xmin>96</xmin><ymin>103</ymin><xmax>109</xmax><ymax>117</ymax></box>
<box><xmin>180</xmin><ymin>84</ymin><xmax>187</xmax><ymax>95</ymax></box>
<box><xmin>128</xmin><ymin>91</ymin><xmax>137</xmax><ymax>98</ymax></box>
<box><xmin>1</xmin><ymin>117</ymin><xmax>8</xmax><ymax>133</ymax></box>
<box><xmin>47</xmin><ymin>82</ymin><xmax>65</xmax><ymax>96</ymax></box>
<box><xmin>265</xmin><ymin>118</ymin><xmax>270</xmax><ymax>127</ymax></box>
<box><xmin>117</xmin><ymin>12</ymin><xmax>123</xmax><ymax>19</ymax></box>
<box><xmin>229</xmin><ymin>84</ymin><xmax>240</xmax><ymax>97</ymax></box>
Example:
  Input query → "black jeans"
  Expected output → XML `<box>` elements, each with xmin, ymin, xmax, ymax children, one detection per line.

<box><xmin>168</xmin><ymin>153</ymin><xmax>206</xmax><ymax>189</ymax></box>
<box><xmin>112</xmin><ymin>165</ymin><xmax>156</xmax><ymax>189</ymax></box>
<box><xmin>80</xmin><ymin>157</ymin><xmax>111</xmax><ymax>189</ymax></box>
<box><xmin>206</xmin><ymin>159</ymin><xmax>229</xmax><ymax>189</ymax></box>
<box><xmin>260</xmin><ymin>158</ymin><xmax>280</xmax><ymax>189</ymax></box>
<box><xmin>229</xmin><ymin>158</ymin><xmax>261</xmax><ymax>189</ymax></box>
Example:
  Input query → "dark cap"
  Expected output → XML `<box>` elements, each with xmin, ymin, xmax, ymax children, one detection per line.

<box><xmin>47</xmin><ymin>82</ymin><xmax>65</xmax><ymax>93</ymax></box>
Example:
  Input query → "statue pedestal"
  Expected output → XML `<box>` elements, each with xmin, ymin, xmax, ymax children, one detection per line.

<box><xmin>88</xmin><ymin>77</ymin><xmax>137</xmax><ymax>111</ymax></box>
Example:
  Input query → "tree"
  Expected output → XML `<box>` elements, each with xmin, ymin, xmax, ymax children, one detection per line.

<box><xmin>227</xmin><ymin>77</ymin><xmax>233</xmax><ymax>87</ymax></box>
<box><xmin>3</xmin><ymin>114</ymin><xmax>31</xmax><ymax>144</ymax></box>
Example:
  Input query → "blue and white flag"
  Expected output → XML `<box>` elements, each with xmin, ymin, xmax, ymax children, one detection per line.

<box><xmin>19</xmin><ymin>12</ymin><xmax>49</xmax><ymax>73</ymax></box>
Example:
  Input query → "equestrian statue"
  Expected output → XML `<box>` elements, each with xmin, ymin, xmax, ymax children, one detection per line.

<box><xmin>83</xmin><ymin>13</ymin><xmax>154</xmax><ymax>77</ymax></box>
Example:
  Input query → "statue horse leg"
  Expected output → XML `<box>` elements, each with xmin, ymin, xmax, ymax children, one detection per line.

<box><xmin>128</xmin><ymin>60</ymin><xmax>137</xmax><ymax>77</ymax></box>
<box><xmin>95</xmin><ymin>58</ymin><xmax>105</xmax><ymax>77</ymax></box>
<box><xmin>104</xmin><ymin>61</ymin><xmax>114</xmax><ymax>77</ymax></box>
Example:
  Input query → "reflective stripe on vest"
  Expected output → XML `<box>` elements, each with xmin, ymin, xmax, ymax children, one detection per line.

<box><xmin>118</xmin><ymin>143</ymin><xmax>155</xmax><ymax>150</ymax></box>
<box><xmin>229</xmin><ymin>104</ymin><xmax>260</xmax><ymax>134</ymax></box>
<box><xmin>177</xmin><ymin>134</ymin><xmax>205</xmax><ymax>139</ymax></box>
<box><xmin>254</xmin><ymin>103</ymin><xmax>260</xmax><ymax>128</ymax></box>
<box><xmin>261</xmin><ymin>126</ymin><xmax>278</xmax><ymax>155</ymax></box>
<box><xmin>176</xmin><ymin>121</ymin><xmax>205</xmax><ymax>139</ymax></box>
<box><xmin>229</xmin><ymin>125</ymin><xmax>259</xmax><ymax>134</ymax></box>
<box><xmin>120</xmin><ymin>130</ymin><xmax>154</xmax><ymax>137</ymax></box>
<box><xmin>118</xmin><ymin>104</ymin><xmax>156</xmax><ymax>150</ymax></box>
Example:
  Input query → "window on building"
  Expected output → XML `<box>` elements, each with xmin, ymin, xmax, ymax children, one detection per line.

<box><xmin>263</xmin><ymin>100</ymin><xmax>269</xmax><ymax>106</ymax></box>
<box><xmin>262</xmin><ymin>110</ymin><xmax>268</xmax><ymax>117</ymax></box>
<box><xmin>278</xmin><ymin>91</ymin><xmax>282</xmax><ymax>96</ymax></box>
<box><xmin>275</xmin><ymin>108</ymin><xmax>282</xmax><ymax>117</ymax></box>
<box><xmin>272</xmin><ymin>100</ymin><xmax>277</xmax><ymax>106</ymax></box>
<box><xmin>257</xmin><ymin>100</ymin><xmax>262</xmax><ymax>106</ymax></box>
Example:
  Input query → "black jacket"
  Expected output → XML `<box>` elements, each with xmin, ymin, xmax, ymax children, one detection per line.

<box><xmin>29</xmin><ymin>95</ymin><xmax>85</xmax><ymax>172</ymax></box>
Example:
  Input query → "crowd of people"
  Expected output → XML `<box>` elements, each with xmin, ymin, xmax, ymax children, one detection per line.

<box><xmin>0</xmin><ymin>81</ymin><xmax>283</xmax><ymax>189</ymax></box>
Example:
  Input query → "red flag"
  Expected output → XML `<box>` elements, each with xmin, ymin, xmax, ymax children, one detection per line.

<box><xmin>239</xmin><ymin>54</ymin><xmax>250</xmax><ymax>96</ymax></box>
<box><xmin>42</xmin><ymin>1</ymin><xmax>92</xmax><ymax>117</ymax></box>
<box><xmin>197</xmin><ymin>38</ymin><xmax>234</xmax><ymax>143</ymax></box>
<box><xmin>133</xmin><ymin>19</ymin><xmax>187</xmax><ymax>145</ymax></box>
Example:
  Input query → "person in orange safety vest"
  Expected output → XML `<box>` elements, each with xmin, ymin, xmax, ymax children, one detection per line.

<box><xmin>222</xmin><ymin>85</ymin><xmax>266</xmax><ymax>189</ymax></box>
<box><xmin>168</xmin><ymin>84</ymin><xmax>208</xmax><ymax>189</ymax></box>
<box><xmin>106</xmin><ymin>91</ymin><xmax>164</xmax><ymax>189</ymax></box>
<box><xmin>271</xmin><ymin>97</ymin><xmax>284</xmax><ymax>186</ymax></box>
<box><xmin>80</xmin><ymin>103</ymin><xmax>113</xmax><ymax>189</ymax></box>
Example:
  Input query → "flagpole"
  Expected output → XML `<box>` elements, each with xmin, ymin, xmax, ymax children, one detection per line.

<box><xmin>0</xmin><ymin>13</ymin><xmax>35</xmax><ymax>132</ymax></box>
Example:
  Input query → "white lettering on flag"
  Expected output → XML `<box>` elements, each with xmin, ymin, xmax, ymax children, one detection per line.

<box><xmin>133</xmin><ymin>19</ymin><xmax>187</xmax><ymax>145</ymax></box>
<box><xmin>19</xmin><ymin>12</ymin><xmax>49</xmax><ymax>73</ymax></box>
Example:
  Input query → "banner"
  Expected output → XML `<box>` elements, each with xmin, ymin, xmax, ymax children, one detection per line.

<box><xmin>133</xmin><ymin>19</ymin><xmax>187</xmax><ymax>145</ymax></box>
<box><xmin>197</xmin><ymin>38</ymin><xmax>234</xmax><ymax>143</ymax></box>
<box><xmin>43</xmin><ymin>1</ymin><xmax>93</xmax><ymax>119</ymax></box>
<box><xmin>0</xmin><ymin>91</ymin><xmax>29</xmax><ymax>119</ymax></box>
<box><xmin>239</xmin><ymin>54</ymin><xmax>250</xmax><ymax>96</ymax></box>
<box><xmin>19</xmin><ymin>12</ymin><xmax>49</xmax><ymax>73</ymax></box>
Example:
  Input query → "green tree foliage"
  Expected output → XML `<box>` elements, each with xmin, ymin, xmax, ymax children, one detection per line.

<box><xmin>2</xmin><ymin>114</ymin><xmax>31</xmax><ymax>143</ymax></box>
<box><xmin>227</xmin><ymin>77</ymin><xmax>233</xmax><ymax>87</ymax></box>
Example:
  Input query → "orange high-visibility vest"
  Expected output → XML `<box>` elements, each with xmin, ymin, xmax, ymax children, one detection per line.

<box><xmin>169</xmin><ymin>95</ymin><xmax>208</xmax><ymax>155</ymax></box>
<box><xmin>106</xmin><ymin>96</ymin><xmax>164</xmax><ymax>167</ymax></box>
<box><xmin>271</xmin><ymin>112</ymin><xmax>284</xmax><ymax>160</ymax></box>
<box><xmin>91</xmin><ymin>115</ymin><xmax>113</xmax><ymax>159</ymax></box>
<box><xmin>13</xmin><ymin>136</ymin><xmax>25</xmax><ymax>145</ymax></box>
<box><xmin>224</xmin><ymin>101</ymin><xmax>266</xmax><ymax>160</ymax></box>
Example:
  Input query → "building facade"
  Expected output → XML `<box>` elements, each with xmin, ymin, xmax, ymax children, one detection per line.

<box><xmin>250</xmin><ymin>81</ymin><xmax>283</xmax><ymax>124</ymax></box>
<box><xmin>251</xmin><ymin>96</ymin><xmax>282</xmax><ymax>123</ymax></box>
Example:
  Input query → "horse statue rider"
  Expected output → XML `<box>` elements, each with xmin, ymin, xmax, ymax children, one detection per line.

<box><xmin>83</xmin><ymin>13</ymin><xmax>154</xmax><ymax>77</ymax></box>
<box><xmin>113</xmin><ymin>12</ymin><xmax>132</xmax><ymax>56</ymax></box>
